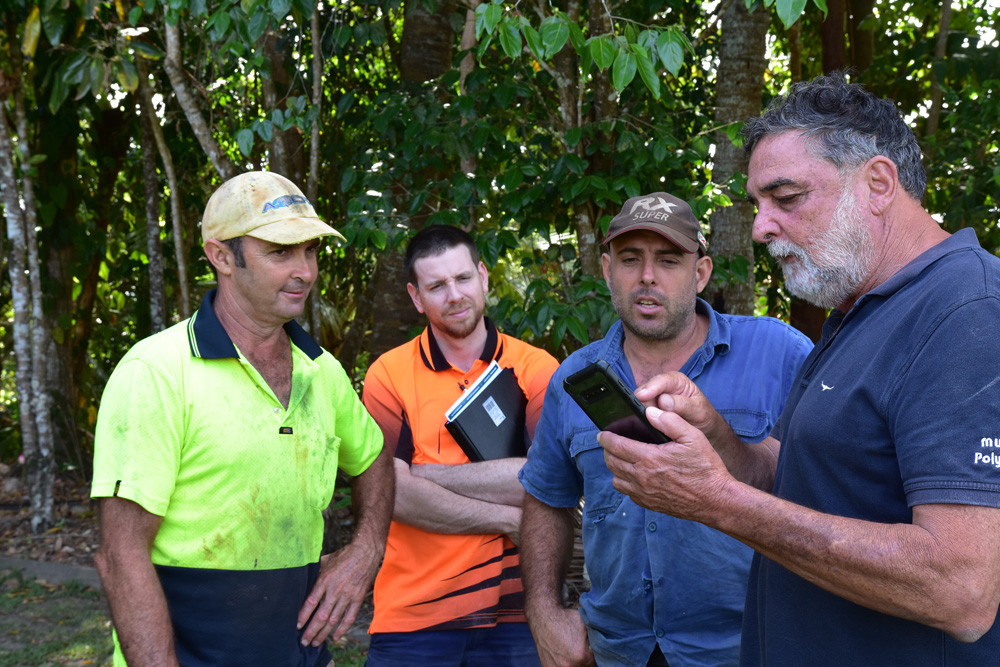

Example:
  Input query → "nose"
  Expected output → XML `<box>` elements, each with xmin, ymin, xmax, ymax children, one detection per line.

<box><xmin>445</xmin><ymin>281</ymin><xmax>463</xmax><ymax>302</ymax></box>
<box><xmin>751</xmin><ymin>205</ymin><xmax>780</xmax><ymax>244</ymax></box>
<box><xmin>639</xmin><ymin>256</ymin><xmax>656</xmax><ymax>284</ymax></box>
<box><xmin>290</xmin><ymin>247</ymin><xmax>318</xmax><ymax>284</ymax></box>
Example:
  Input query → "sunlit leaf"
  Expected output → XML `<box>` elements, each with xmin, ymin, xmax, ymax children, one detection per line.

<box><xmin>22</xmin><ymin>6</ymin><xmax>41</xmax><ymax>59</ymax></box>
<box><xmin>656</xmin><ymin>33</ymin><xmax>684</xmax><ymax>77</ymax></box>
<box><xmin>776</xmin><ymin>0</ymin><xmax>808</xmax><ymax>28</ymax></box>
<box><xmin>117</xmin><ymin>58</ymin><xmax>139</xmax><ymax>92</ymax></box>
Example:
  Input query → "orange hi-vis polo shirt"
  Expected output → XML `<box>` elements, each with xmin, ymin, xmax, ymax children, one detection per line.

<box><xmin>363</xmin><ymin>319</ymin><xmax>558</xmax><ymax>633</ymax></box>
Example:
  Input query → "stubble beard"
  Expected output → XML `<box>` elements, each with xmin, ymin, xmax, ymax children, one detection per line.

<box><xmin>612</xmin><ymin>286</ymin><xmax>696</xmax><ymax>343</ymax></box>
<box><xmin>435</xmin><ymin>300</ymin><xmax>485</xmax><ymax>340</ymax></box>
<box><xmin>768</xmin><ymin>186</ymin><xmax>876</xmax><ymax>310</ymax></box>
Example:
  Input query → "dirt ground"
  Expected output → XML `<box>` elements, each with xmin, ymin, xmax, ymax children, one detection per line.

<box><xmin>0</xmin><ymin>478</ymin><xmax>99</xmax><ymax>568</ymax></box>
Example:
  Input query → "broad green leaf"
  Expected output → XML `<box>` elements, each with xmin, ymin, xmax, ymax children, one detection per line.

<box><xmin>256</xmin><ymin>119</ymin><xmax>274</xmax><ymax>142</ymax></box>
<box><xmin>565</xmin><ymin>127</ymin><xmax>582</xmax><ymax>148</ymax></box>
<box><xmin>341</xmin><ymin>168</ymin><xmax>357</xmax><ymax>192</ymax></box>
<box><xmin>611</xmin><ymin>51</ymin><xmax>637</xmax><ymax>92</ymax></box>
<box><xmin>632</xmin><ymin>44</ymin><xmax>660</xmax><ymax>99</ymax></box>
<box><xmin>776</xmin><ymin>0</ymin><xmax>808</xmax><ymax>28</ymax></box>
<box><xmin>566</xmin><ymin>316</ymin><xmax>588</xmax><ymax>344</ymax></box>
<box><xmin>565</xmin><ymin>19</ymin><xmax>585</xmax><ymax>51</ymax></box>
<box><xmin>236</xmin><ymin>128</ymin><xmax>254</xmax><ymax>157</ymax></box>
<box><xmin>476</xmin><ymin>2</ymin><xmax>502</xmax><ymax>40</ymax></box>
<box><xmin>128</xmin><ymin>6</ymin><xmax>142</xmax><ymax>24</ymax></box>
<box><xmin>132</xmin><ymin>41</ymin><xmax>165</xmax><ymax>60</ymax></box>
<box><xmin>336</xmin><ymin>91</ymin><xmax>355</xmax><ymax>117</ymax></box>
<box><xmin>48</xmin><ymin>75</ymin><xmax>69</xmax><ymax>113</ymax></box>
<box><xmin>117</xmin><ymin>58</ymin><xmax>139</xmax><ymax>92</ymax></box>
<box><xmin>522</xmin><ymin>24</ymin><xmax>543</xmax><ymax>60</ymax></box>
<box><xmin>189</xmin><ymin>0</ymin><xmax>207</xmax><ymax>17</ymax></box>
<box><xmin>656</xmin><ymin>33</ymin><xmax>684</xmax><ymax>77</ymax></box>
<box><xmin>63</xmin><ymin>52</ymin><xmax>89</xmax><ymax>84</ymax></box>
<box><xmin>41</xmin><ymin>6</ymin><xmax>67</xmax><ymax>46</ymax></box>
<box><xmin>22</xmin><ymin>6</ymin><xmax>41</xmax><ymax>59</ymax></box>
<box><xmin>248</xmin><ymin>10</ymin><xmax>269</xmax><ymax>43</ymax></box>
<box><xmin>212</xmin><ymin>9</ymin><xmax>231</xmax><ymax>36</ymax></box>
<box><xmin>540</xmin><ymin>17</ymin><xmax>569</xmax><ymax>59</ymax></box>
<box><xmin>269</xmin><ymin>0</ymin><xmax>292</xmax><ymax>19</ymax></box>
<box><xmin>590</xmin><ymin>35</ymin><xmax>616</xmax><ymax>70</ymax></box>
<box><xmin>498</xmin><ymin>21</ymin><xmax>522</xmax><ymax>58</ymax></box>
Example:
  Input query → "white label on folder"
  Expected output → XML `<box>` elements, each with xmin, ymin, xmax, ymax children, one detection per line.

<box><xmin>483</xmin><ymin>396</ymin><xmax>506</xmax><ymax>427</ymax></box>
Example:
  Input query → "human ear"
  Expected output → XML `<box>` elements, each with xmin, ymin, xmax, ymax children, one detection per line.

<box><xmin>865</xmin><ymin>156</ymin><xmax>898</xmax><ymax>216</ymax></box>
<box><xmin>204</xmin><ymin>239</ymin><xmax>234</xmax><ymax>276</ymax></box>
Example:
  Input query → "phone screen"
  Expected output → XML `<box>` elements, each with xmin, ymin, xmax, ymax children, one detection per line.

<box><xmin>563</xmin><ymin>360</ymin><xmax>669</xmax><ymax>443</ymax></box>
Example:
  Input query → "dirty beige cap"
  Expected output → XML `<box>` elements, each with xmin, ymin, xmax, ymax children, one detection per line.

<box><xmin>200</xmin><ymin>171</ymin><xmax>345</xmax><ymax>245</ymax></box>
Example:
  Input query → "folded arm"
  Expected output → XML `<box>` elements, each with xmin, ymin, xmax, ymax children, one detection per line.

<box><xmin>393</xmin><ymin>458</ymin><xmax>522</xmax><ymax>541</ymax></box>
<box><xmin>410</xmin><ymin>457</ymin><xmax>527</xmax><ymax>506</ymax></box>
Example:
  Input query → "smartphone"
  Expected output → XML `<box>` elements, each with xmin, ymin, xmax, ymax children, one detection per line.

<box><xmin>563</xmin><ymin>360</ymin><xmax>670</xmax><ymax>443</ymax></box>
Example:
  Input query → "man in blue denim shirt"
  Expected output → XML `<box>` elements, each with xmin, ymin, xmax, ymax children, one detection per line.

<box><xmin>518</xmin><ymin>192</ymin><xmax>812</xmax><ymax>667</ymax></box>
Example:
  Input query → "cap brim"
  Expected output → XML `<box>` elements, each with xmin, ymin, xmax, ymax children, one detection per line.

<box><xmin>246</xmin><ymin>217</ymin><xmax>346</xmax><ymax>244</ymax></box>
<box><xmin>603</xmin><ymin>224</ymin><xmax>699</xmax><ymax>253</ymax></box>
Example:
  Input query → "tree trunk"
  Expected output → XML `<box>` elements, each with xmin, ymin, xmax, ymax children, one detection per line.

<box><xmin>359</xmin><ymin>0</ymin><xmax>460</xmax><ymax>360</ymax></box>
<box><xmin>925</xmin><ymin>1</ymin><xmax>952</xmax><ymax>139</ymax></box>
<box><xmin>848</xmin><ymin>0</ymin><xmax>875</xmax><ymax>71</ymax></box>
<box><xmin>139</xmin><ymin>59</ymin><xmax>191</xmax><ymax>318</ymax></box>
<box><xmin>704</xmin><ymin>1</ymin><xmax>769</xmax><ymax>315</ymax></box>
<box><xmin>140</xmin><ymin>94</ymin><xmax>168</xmax><ymax>333</ymax></box>
<box><xmin>307</xmin><ymin>8</ymin><xmax>324</xmax><ymax>337</ymax></box>
<box><xmin>163</xmin><ymin>15</ymin><xmax>239</xmax><ymax>181</ymax></box>
<box><xmin>0</xmin><ymin>106</ymin><xmax>54</xmax><ymax>532</ymax></box>
<box><xmin>821</xmin><ymin>0</ymin><xmax>846</xmax><ymax>75</ymax></box>
<box><xmin>574</xmin><ymin>0</ymin><xmax>612</xmax><ymax>281</ymax></box>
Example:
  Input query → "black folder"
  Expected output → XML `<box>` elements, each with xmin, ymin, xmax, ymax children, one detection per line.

<box><xmin>445</xmin><ymin>363</ymin><xmax>528</xmax><ymax>461</ymax></box>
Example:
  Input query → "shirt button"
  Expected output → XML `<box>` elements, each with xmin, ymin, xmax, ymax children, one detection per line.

<box><xmin>648</xmin><ymin>522</ymin><xmax>656</xmax><ymax>532</ymax></box>
<box><xmin>273</xmin><ymin>407</ymin><xmax>281</xmax><ymax>414</ymax></box>
<box><xmin>656</xmin><ymin>629</ymin><xmax>665</xmax><ymax>638</ymax></box>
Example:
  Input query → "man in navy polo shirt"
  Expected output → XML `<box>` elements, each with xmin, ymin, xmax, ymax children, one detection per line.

<box><xmin>601</xmin><ymin>74</ymin><xmax>1000</xmax><ymax>665</ymax></box>
<box><xmin>518</xmin><ymin>192</ymin><xmax>812</xmax><ymax>666</ymax></box>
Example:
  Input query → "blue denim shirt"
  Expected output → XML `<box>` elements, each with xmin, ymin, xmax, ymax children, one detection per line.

<box><xmin>520</xmin><ymin>299</ymin><xmax>812</xmax><ymax>667</ymax></box>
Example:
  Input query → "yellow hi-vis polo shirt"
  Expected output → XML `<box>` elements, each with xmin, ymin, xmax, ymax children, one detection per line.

<box><xmin>92</xmin><ymin>289</ymin><xmax>383</xmax><ymax>666</ymax></box>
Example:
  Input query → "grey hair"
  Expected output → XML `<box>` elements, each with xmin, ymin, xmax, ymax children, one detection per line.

<box><xmin>741</xmin><ymin>73</ymin><xmax>926</xmax><ymax>201</ymax></box>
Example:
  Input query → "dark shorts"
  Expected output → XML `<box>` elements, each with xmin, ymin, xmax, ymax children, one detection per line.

<box><xmin>365</xmin><ymin>622</ymin><xmax>541</xmax><ymax>667</ymax></box>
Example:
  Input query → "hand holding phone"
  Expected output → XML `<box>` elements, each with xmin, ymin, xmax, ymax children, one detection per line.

<box><xmin>563</xmin><ymin>360</ymin><xmax>670</xmax><ymax>444</ymax></box>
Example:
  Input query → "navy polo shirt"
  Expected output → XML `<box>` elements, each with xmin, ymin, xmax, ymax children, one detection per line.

<box><xmin>743</xmin><ymin>229</ymin><xmax>1000</xmax><ymax>665</ymax></box>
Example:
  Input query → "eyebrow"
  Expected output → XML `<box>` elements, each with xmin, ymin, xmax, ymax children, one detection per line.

<box><xmin>746</xmin><ymin>177</ymin><xmax>797</xmax><ymax>205</ymax></box>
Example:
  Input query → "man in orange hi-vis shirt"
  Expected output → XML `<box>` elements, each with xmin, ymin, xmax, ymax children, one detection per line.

<box><xmin>362</xmin><ymin>225</ymin><xmax>558</xmax><ymax>665</ymax></box>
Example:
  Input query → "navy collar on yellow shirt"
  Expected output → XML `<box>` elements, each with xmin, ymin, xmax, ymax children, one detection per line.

<box><xmin>419</xmin><ymin>317</ymin><xmax>502</xmax><ymax>372</ymax></box>
<box><xmin>186</xmin><ymin>289</ymin><xmax>323</xmax><ymax>361</ymax></box>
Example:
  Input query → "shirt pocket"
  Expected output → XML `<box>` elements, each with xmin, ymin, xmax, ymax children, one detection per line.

<box><xmin>569</xmin><ymin>430</ymin><xmax>624</xmax><ymax>522</ymax></box>
<box><xmin>718</xmin><ymin>408</ymin><xmax>769</xmax><ymax>442</ymax></box>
